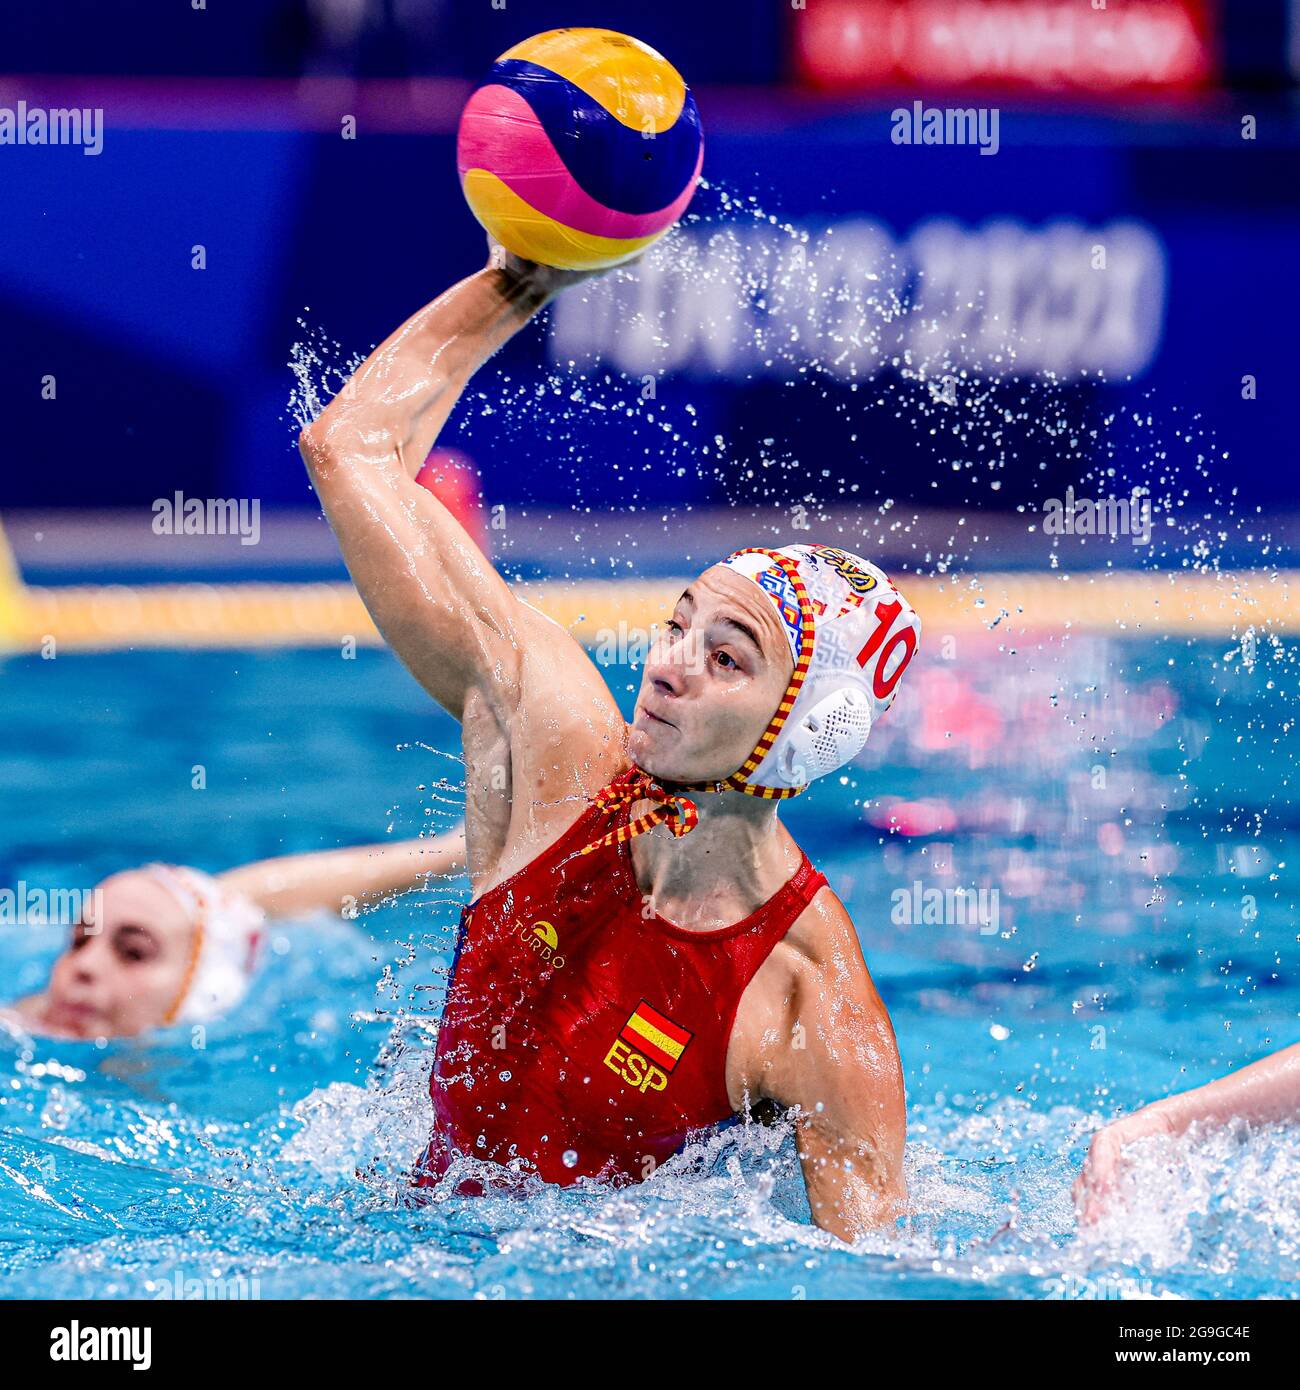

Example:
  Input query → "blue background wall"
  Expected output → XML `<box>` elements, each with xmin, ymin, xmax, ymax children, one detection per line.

<box><xmin>1</xmin><ymin>1</ymin><xmax>1296</xmax><ymax>516</ymax></box>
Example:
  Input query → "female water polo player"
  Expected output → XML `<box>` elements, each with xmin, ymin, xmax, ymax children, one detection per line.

<box><xmin>4</xmin><ymin>828</ymin><xmax>465</xmax><ymax>1041</ymax></box>
<box><xmin>298</xmin><ymin>245</ymin><xmax>921</xmax><ymax>1241</ymax></box>
<box><xmin>1074</xmin><ymin>1041</ymin><xmax>1300</xmax><ymax>1224</ymax></box>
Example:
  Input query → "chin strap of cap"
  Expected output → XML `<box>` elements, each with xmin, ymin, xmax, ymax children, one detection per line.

<box><xmin>579</xmin><ymin>766</ymin><xmax>714</xmax><ymax>856</ymax></box>
<box><xmin>154</xmin><ymin>866</ymin><xmax>208</xmax><ymax>1027</ymax></box>
<box><xmin>577</xmin><ymin>547</ymin><xmax>817</xmax><ymax>857</ymax></box>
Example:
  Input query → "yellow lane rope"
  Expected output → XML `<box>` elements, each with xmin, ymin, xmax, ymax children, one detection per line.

<box><xmin>0</xmin><ymin>568</ymin><xmax>1293</xmax><ymax>651</ymax></box>
<box><xmin>0</xmin><ymin>520</ymin><xmax>25</xmax><ymax>647</ymax></box>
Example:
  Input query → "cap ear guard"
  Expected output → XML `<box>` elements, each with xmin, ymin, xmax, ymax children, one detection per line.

<box><xmin>777</xmin><ymin>684</ymin><xmax>874</xmax><ymax>787</ymax></box>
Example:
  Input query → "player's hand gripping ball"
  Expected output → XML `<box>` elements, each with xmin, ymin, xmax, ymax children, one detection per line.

<box><xmin>457</xmin><ymin>28</ymin><xmax>704</xmax><ymax>272</ymax></box>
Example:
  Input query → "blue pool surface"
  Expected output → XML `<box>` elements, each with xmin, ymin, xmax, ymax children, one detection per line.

<box><xmin>0</xmin><ymin>634</ymin><xmax>1295</xmax><ymax>1299</ymax></box>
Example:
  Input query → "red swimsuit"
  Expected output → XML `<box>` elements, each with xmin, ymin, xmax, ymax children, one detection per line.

<box><xmin>415</xmin><ymin>767</ymin><xmax>828</xmax><ymax>1188</ymax></box>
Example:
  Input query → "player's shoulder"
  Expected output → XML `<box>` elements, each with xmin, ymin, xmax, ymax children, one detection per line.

<box><xmin>756</xmin><ymin>862</ymin><xmax>881</xmax><ymax>1021</ymax></box>
<box><xmin>781</xmin><ymin>865</ymin><xmax>862</xmax><ymax>969</ymax></box>
<box><xmin>729</xmin><ymin>858</ymin><xmax>897</xmax><ymax>1102</ymax></box>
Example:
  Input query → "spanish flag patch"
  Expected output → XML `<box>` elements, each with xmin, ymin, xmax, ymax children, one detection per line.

<box><xmin>619</xmin><ymin>1000</ymin><xmax>693</xmax><ymax>1073</ymax></box>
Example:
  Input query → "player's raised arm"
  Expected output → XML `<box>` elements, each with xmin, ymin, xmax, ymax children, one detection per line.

<box><xmin>297</xmin><ymin>251</ymin><xmax>593</xmax><ymax>721</ymax></box>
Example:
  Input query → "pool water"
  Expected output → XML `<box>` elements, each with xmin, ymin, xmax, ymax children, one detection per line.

<box><xmin>0</xmin><ymin>636</ymin><xmax>1295</xmax><ymax>1300</ymax></box>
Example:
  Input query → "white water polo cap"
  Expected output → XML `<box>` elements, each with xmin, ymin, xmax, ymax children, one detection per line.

<box><xmin>716</xmin><ymin>544</ymin><xmax>921</xmax><ymax>790</ymax></box>
<box><xmin>143</xmin><ymin>864</ymin><xmax>267</xmax><ymax>1025</ymax></box>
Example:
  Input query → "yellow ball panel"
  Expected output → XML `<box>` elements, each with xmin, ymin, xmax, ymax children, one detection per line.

<box><xmin>499</xmin><ymin>28</ymin><xmax>686</xmax><ymax>134</ymax></box>
<box><xmin>462</xmin><ymin>168</ymin><xmax>664</xmax><ymax>270</ymax></box>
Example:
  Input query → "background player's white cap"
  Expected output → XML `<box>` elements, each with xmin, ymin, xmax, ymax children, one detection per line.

<box><xmin>143</xmin><ymin>864</ymin><xmax>266</xmax><ymax>1025</ymax></box>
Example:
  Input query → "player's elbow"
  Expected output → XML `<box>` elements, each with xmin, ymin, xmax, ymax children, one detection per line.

<box><xmin>297</xmin><ymin>417</ymin><xmax>372</xmax><ymax>492</ymax></box>
<box><xmin>299</xmin><ymin>413</ymin><xmax>403</xmax><ymax>488</ymax></box>
<box><xmin>297</xmin><ymin>418</ymin><xmax>335</xmax><ymax>477</ymax></box>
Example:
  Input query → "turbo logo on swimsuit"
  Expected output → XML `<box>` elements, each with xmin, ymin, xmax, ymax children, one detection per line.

<box><xmin>603</xmin><ymin>1000</ymin><xmax>693</xmax><ymax>1094</ymax></box>
<box><xmin>511</xmin><ymin>917</ymin><xmax>566</xmax><ymax>970</ymax></box>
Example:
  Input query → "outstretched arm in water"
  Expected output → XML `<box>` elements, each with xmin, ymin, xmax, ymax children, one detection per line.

<box><xmin>218</xmin><ymin>825</ymin><xmax>467</xmax><ymax>919</ymax></box>
<box><xmin>1074</xmin><ymin>1042</ymin><xmax>1300</xmax><ymax>1222</ymax></box>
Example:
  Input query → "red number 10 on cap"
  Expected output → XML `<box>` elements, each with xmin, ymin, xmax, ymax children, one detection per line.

<box><xmin>855</xmin><ymin>599</ymin><xmax>918</xmax><ymax>701</ymax></box>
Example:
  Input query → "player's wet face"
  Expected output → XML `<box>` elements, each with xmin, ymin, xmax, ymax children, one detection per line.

<box><xmin>630</xmin><ymin>566</ymin><xmax>794</xmax><ymax>783</ymax></box>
